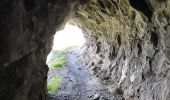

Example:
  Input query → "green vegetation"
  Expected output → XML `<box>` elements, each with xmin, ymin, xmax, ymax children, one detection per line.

<box><xmin>47</xmin><ymin>46</ymin><xmax>80</xmax><ymax>93</ymax></box>
<box><xmin>47</xmin><ymin>46</ymin><xmax>79</xmax><ymax>68</ymax></box>
<box><xmin>47</xmin><ymin>50</ymin><xmax>66</xmax><ymax>68</ymax></box>
<box><xmin>47</xmin><ymin>75</ymin><xmax>61</xmax><ymax>93</ymax></box>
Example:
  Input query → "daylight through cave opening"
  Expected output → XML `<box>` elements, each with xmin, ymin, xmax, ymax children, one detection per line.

<box><xmin>46</xmin><ymin>23</ymin><xmax>85</xmax><ymax>64</ymax></box>
<box><xmin>46</xmin><ymin>23</ymin><xmax>85</xmax><ymax>93</ymax></box>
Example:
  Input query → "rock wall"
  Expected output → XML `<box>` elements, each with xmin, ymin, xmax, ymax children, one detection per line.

<box><xmin>75</xmin><ymin>0</ymin><xmax>170</xmax><ymax>100</ymax></box>
<box><xmin>0</xmin><ymin>0</ymin><xmax>170</xmax><ymax>100</ymax></box>
<box><xmin>0</xmin><ymin>0</ymin><xmax>74</xmax><ymax>100</ymax></box>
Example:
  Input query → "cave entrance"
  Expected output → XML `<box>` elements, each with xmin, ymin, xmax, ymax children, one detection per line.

<box><xmin>46</xmin><ymin>23</ymin><xmax>85</xmax><ymax>94</ymax></box>
<box><xmin>46</xmin><ymin>23</ymin><xmax>85</xmax><ymax>65</ymax></box>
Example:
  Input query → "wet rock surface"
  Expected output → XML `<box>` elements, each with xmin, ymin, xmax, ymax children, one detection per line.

<box><xmin>48</xmin><ymin>49</ymin><xmax>114</xmax><ymax>100</ymax></box>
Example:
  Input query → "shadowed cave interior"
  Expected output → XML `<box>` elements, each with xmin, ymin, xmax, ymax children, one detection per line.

<box><xmin>0</xmin><ymin>0</ymin><xmax>170</xmax><ymax>100</ymax></box>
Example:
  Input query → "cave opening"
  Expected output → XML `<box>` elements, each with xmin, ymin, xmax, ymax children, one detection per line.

<box><xmin>46</xmin><ymin>23</ymin><xmax>85</xmax><ymax>65</ymax></box>
<box><xmin>46</xmin><ymin>23</ymin><xmax>86</xmax><ymax>94</ymax></box>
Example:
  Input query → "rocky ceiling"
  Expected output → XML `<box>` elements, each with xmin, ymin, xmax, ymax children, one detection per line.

<box><xmin>0</xmin><ymin>0</ymin><xmax>170</xmax><ymax>100</ymax></box>
<box><xmin>75</xmin><ymin>0</ymin><xmax>170</xmax><ymax>100</ymax></box>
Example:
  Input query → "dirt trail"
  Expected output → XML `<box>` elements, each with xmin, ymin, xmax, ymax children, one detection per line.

<box><xmin>48</xmin><ymin>49</ymin><xmax>114</xmax><ymax>100</ymax></box>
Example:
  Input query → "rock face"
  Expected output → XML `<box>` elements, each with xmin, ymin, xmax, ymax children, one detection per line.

<box><xmin>0</xmin><ymin>0</ymin><xmax>170</xmax><ymax>100</ymax></box>
<box><xmin>75</xmin><ymin>0</ymin><xmax>170</xmax><ymax>100</ymax></box>
<box><xmin>0</xmin><ymin>0</ymin><xmax>74</xmax><ymax>100</ymax></box>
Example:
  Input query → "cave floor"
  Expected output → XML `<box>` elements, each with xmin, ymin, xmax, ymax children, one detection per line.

<box><xmin>48</xmin><ymin>48</ymin><xmax>114</xmax><ymax>100</ymax></box>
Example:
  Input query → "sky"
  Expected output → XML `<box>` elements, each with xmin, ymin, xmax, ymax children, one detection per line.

<box><xmin>52</xmin><ymin>23</ymin><xmax>85</xmax><ymax>50</ymax></box>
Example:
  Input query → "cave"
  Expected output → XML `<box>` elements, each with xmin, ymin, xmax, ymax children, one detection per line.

<box><xmin>0</xmin><ymin>0</ymin><xmax>170</xmax><ymax>100</ymax></box>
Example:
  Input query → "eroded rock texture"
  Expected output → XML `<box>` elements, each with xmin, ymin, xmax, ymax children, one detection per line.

<box><xmin>75</xmin><ymin>0</ymin><xmax>170</xmax><ymax>100</ymax></box>
<box><xmin>0</xmin><ymin>0</ymin><xmax>170</xmax><ymax>100</ymax></box>
<box><xmin>0</xmin><ymin>0</ymin><xmax>74</xmax><ymax>100</ymax></box>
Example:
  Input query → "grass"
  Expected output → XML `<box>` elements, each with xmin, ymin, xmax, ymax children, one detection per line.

<box><xmin>47</xmin><ymin>50</ymin><xmax>66</xmax><ymax>68</ymax></box>
<box><xmin>47</xmin><ymin>75</ymin><xmax>61</xmax><ymax>94</ymax></box>
<box><xmin>47</xmin><ymin>46</ymin><xmax>79</xmax><ymax>94</ymax></box>
<box><xmin>47</xmin><ymin>46</ymin><xmax>79</xmax><ymax>68</ymax></box>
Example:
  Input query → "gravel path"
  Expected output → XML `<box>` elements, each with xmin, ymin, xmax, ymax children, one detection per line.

<box><xmin>48</xmin><ymin>49</ymin><xmax>114</xmax><ymax>100</ymax></box>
